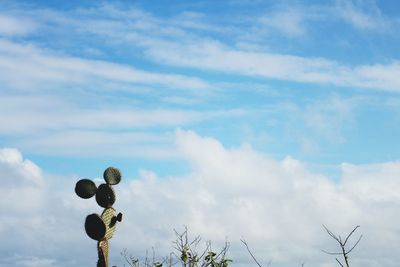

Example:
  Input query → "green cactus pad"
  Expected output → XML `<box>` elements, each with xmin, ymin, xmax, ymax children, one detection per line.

<box><xmin>103</xmin><ymin>167</ymin><xmax>121</xmax><ymax>185</ymax></box>
<box><xmin>95</xmin><ymin>184</ymin><xmax>116</xmax><ymax>208</ymax></box>
<box><xmin>85</xmin><ymin>214</ymin><xmax>106</xmax><ymax>241</ymax></box>
<box><xmin>75</xmin><ymin>179</ymin><xmax>97</xmax><ymax>199</ymax></box>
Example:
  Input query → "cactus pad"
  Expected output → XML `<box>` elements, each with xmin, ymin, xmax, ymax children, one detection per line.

<box><xmin>85</xmin><ymin>214</ymin><xmax>106</xmax><ymax>241</ymax></box>
<box><xmin>95</xmin><ymin>184</ymin><xmax>116</xmax><ymax>208</ymax></box>
<box><xmin>103</xmin><ymin>167</ymin><xmax>121</xmax><ymax>185</ymax></box>
<box><xmin>101</xmin><ymin>208</ymin><xmax>118</xmax><ymax>240</ymax></box>
<box><xmin>75</xmin><ymin>179</ymin><xmax>97</xmax><ymax>199</ymax></box>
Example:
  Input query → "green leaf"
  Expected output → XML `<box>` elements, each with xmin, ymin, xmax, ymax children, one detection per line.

<box><xmin>181</xmin><ymin>251</ymin><xmax>188</xmax><ymax>262</ymax></box>
<box><xmin>131</xmin><ymin>259</ymin><xmax>139</xmax><ymax>265</ymax></box>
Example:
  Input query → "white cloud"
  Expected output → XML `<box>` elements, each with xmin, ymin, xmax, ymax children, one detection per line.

<box><xmin>0</xmin><ymin>93</ymin><xmax>247</xmax><ymax>158</ymax></box>
<box><xmin>145</xmin><ymin>39</ymin><xmax>400</xmax><ymax>92</ymax></box>
<box><xmin>341</xmin><ymin>161</ymin><xmax>400</xmax><ymax>203</ymax></box>
<box><xmin>268</xmin><ymin>95</ymin><xmax>358</xmax><ymax>155</ymax></box>
<box><xmin>16</xmin><ymin>257</ymin><xmax>56</xmax><ymax>267</ymax></box>
<box><xmin>3</xmin><ymin>3</ymin><xmax>399</xmax><ymax>93</ymax></box>
<box><xmin>0</xmin><ymin>14</ymin><xmax>36</xmax><ymax>36</ymax></box>
<box><xmin>114</xmin><ymin>130</ymin><xmax>400</xmax><ymax>267</ymax></box>
<box><xmin>0</xmin><ymin>148</ymin><xmax>44</xmax><ymax>212</ymax></box>
<box><xmin>71</xmin><ymin>3</ymin><xmax>400</xmax><ymax>92</ymax></box>
<box><xmin>18</xmin><ymin>130</ymin><xmax>178</xmax><ymax>158</ymax></box>
<box><xmin>335</xmin><ymin>0</ymin><xmax>387</xmax><ymax>30</ymax></box>
<box><xmin>255</xmin><ymin>1</ymin><xmax>391</xmax><ymax>36</ymax></box>
<box><xmin>0</xmin><ymin>96</ymin><xmax>207</xmax><ymax>133</ymax></box>
<box><xmin>0</xmin><ymin>147</ymin><xmax>103</xmax><ymax>267</ymax></box>
<box><xmin>259</xmin><ymin>8</ymin><xmax>307</xmax><ymax>37</ymax></box>
<box><xmin>3</xmin><ymin>131</ymin><xmax>400</xmax><ymax>266</ymax></box>
<box><xmin>0</xmin><ymin>39</ymin><xmax>209</xmax><ymax>91</ymax></box>
<box><xmin>303</xmin><ymin>95</ymin><xmax>356</xmax><ymax>142</ymax></box>
<box><xmin>0</xmin><ymin>95</ymin><xmax>205</xmax><ymax>134</ymax></box>
<box><xmin>353</xmin><ymin>62</ymin><xmax>400</xmax><ymax>90</ymax></box>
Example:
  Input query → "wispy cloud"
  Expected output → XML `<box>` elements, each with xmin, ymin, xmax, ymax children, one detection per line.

<box><xmin>2</xmin><ymin>3</ymin><xmax>399</xmax><ymax>92</ymax></box>
<box><xmin>257</xmin><ymin>7</ymin><xmax>311</xmax><ymax>37</ymax></box>
<box><xmin>255</xmin><ymin>0</ymin><xmax>393</xmax><ymax>36</ymax></box>
<box><xmin>0</xmin><ymin>95</ymin><xmax>197</xmax><ymax>132</ymax></box>
<box><xmin>0</xmin><ymin>14</ymin><xmax>36</xmax><ymax>36</ymax></box>
<box><xmin>335</xmin><ymin>0</ymin><xmax>388</xmax><ymax>30</ymax></box>
<box><xmin>0</xmin><ymin>39</ymin><xmax>209</xmax><ymax>91</ymax></box>
<box><xmin>0</xmin><ymin>93</ymin><xmax>248</xmax><ymax>158</ymax></box>
<box><xmin>145</xmin><ymin>40</ymin><xmax>400</xmax><ymax>91</ymax></box>
<box><xmin>15</xmin><ymin>257</ymin><xmax>56</xmax><ymax>267</ymax></box>
<box><xmin>17</xmin><ymin>130</ymin><xmax>178</xmax><ymax>158</ymax></box>
<box><xmin>60</xmin><ymin>3</ymin><xmax>400</xmax><ymax>91</ymax></box>
<box><xmin>275</xmin><ymin>95</ymin><xmax>358</xmax><ymax>155</ymax></box>
<box><xmin>0</xmin><ymin>1</ymin><xmax>399</xmax><ymax>162</ymax></box>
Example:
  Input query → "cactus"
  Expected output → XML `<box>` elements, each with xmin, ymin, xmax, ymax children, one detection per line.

<box><xmin>75</xmin><ymin>179</ymin><xmax>97</xmax><ymax>199</ymax></box>
<box><xmin>103</xmin><ymin>167</ymin><xmax>121</xmax><ymax>185</ymax></box>
<box><xmin>101</xmin><ymin>208</ymin><xmax>118</xmax><ymax>240</ymax></box>
<box><xmin>85</xmin><ymin>214</ymin><xmax>106</xmax><ymax>241</ymax></box>
<box><xmin>95</xmin><ymin>184</ymin><xmax>116</xmax><ymax>208</ymax></box>
<box><xmin>75</xmin><ymin>167</ymin><xmax>123</xmax><ymax>267</ymax></box>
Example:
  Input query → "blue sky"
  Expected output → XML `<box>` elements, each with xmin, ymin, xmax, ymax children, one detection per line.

<box><xmin>1</xmin><ymin>1</ymin><xmax>400</xmax><ymax>267</ymax></box>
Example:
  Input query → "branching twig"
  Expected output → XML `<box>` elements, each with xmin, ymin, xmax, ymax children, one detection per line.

<box><xmin>321</xmin><ymin>225</ymin><xmax>362</xmax><ymax>267</ymax></box>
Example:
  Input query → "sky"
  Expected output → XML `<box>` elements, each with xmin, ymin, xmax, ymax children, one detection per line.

<box><xmin>1</xmin><ymin>0</ymin><xmax>400</xmax><ymax>266</ymax></box>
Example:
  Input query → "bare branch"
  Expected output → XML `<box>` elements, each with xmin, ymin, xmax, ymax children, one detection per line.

<box><xmin>322</xmin><ymin>225</ymin><xmax>341</xmax><ymax>243</ymax></box>
<box><xmin>335</xmin><ymin>258</ymin><xmax>345</xmax><ymax>267</ymax></box>
<box><xmin>320</xmin><ymin>249</ymin><xmax>344</xmax><ymax>255</ymax></box>
<box><xmin>322</xmin><ymin>225</ymin><xmax>362</xmax><ymax>267</ymax></box>
<box><xmin>215</xmin><ymin>239</ymin><xmax>230</xmax><ymax>259</ymax></box>
<box><xmin>345</xmin><ymin>235</ymin><xmax>363</xmax><ymax>255</ymax></box>
<box><xmin>240</xmin><ymin>239</ymin><xmax>263</xmax><ymax>267</ymax></box>
<box><xmin>343</xmin><ymin>226</ymin><xmax>360</xmax><ymax>246</ymax></box>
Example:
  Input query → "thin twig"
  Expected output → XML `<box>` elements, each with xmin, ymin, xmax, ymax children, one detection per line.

<box><xmin>240</xmin><ymin>239</ymin><xmax>263</xmax><ymax>267</ymax></box>
<box><xmin>344</xmin><ymin>226</ymin><xmax>360</xmax><ymax>246</ymax></box>
<box><xmin>346</xmin><ymin>235</ymin><xmax>362</xmax><ymax>255</ymax></box>
<box><xmin>320</xmin><ymin>249</ymin><xmax>343</xmax><ymax>255</ymax></box>
<box><xmin>335</xmin><ymin>258</ymin><xmax>345</xmax><ymax>267</ymax></box>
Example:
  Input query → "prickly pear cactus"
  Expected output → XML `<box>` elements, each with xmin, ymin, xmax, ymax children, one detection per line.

<box><xmin>75</xmin><ymin>167</ymin><xmax>123</xmax><ymax>267</ymax></box>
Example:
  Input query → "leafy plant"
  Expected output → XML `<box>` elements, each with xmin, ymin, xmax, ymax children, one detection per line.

<box><xmin>123</xmin><ymin>225</ymin><xmax>363</xmax><ymax>267</ymax></box>
<box><xmin>122</xmin><ymin>227</ymin><xmax>232</xmax><ymax>267</ymax></box>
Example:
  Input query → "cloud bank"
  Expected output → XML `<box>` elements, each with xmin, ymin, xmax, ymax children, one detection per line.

<box><xmin>3</xmin><ymin>130</ymin><xmax>400</xmax><ymax>267</ymax></box>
